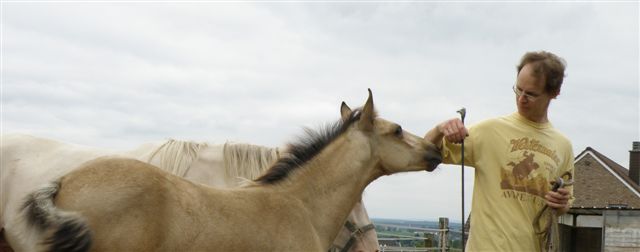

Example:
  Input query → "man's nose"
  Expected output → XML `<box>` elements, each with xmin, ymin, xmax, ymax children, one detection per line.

<box><xmin>517</xmin><ymin>94</ymin><xmax>528</xmax><ymax>103</ymax></box>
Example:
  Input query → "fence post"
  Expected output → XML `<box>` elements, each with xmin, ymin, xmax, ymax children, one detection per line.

<box><xmin>439</xmin><ymin>217</ymin><xmax>449</xmax><ymax>252</ymax></box>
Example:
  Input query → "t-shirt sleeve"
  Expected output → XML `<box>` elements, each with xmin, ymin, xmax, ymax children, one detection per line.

<box><xmin>441</xmin><ymin>125</ymin><xmax>476</xmax><ymax>167</ymax></box>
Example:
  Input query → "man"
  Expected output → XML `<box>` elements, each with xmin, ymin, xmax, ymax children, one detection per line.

<box><xmin>424</xmin><ymin>51</ymin><xmax>574</xmax><ymax>251</ymax></box>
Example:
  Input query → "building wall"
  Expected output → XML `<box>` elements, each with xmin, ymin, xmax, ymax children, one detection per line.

<box><xmin>604</xmin><ymin>210</ymin><xmax>640</xmax><ymax>252</ymax></box>
<box><xmin>579</xmin><ymin>215</ymin><xmax>603</xmax><ymax>228</ymax></box>
<box><xmin>559</xmin><ymin>214</ymin><xmax>603</xmax><ymax>228</ymax></box>
<box><xmin>559</xmin><ymin>214</ymin><xmax>573</xmax><ymax>225</ymax></box>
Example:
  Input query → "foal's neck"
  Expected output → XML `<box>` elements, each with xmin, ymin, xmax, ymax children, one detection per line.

<box><xmin>282</xmin><ymin>134</ymin><xmax>384</xmax><ymax>246</ymax></box>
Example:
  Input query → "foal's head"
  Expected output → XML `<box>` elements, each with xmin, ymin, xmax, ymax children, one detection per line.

<box><xmin>340</xmin><ymin>89</ymin><xmax>441</xmax><ymax>174</ymax></box>
<box><xmin>255</xmin><ymin>89</ymin><xmax>441</xmax><ymax>185</ymax></box>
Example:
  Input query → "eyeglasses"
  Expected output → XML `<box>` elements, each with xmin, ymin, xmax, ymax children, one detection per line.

<box><xmin>512</xmin><ymin>85</ymin><xmax>541</xmax><ymax>101</ymax></box>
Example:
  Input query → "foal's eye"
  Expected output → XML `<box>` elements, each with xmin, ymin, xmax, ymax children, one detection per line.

<box><xmin>394</xmin><ymin>126</ymin><xmax>403</xmax><ymax>137</ymax></box>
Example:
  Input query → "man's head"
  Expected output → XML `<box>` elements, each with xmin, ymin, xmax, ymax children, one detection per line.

<box><xmin>516</xmin><ymin>51</ymin><xmax>566</xmax><ymax>96</ymax></box>
<box><xmin>514</xmin><ymin>51</ymin><xmax>566</xmax><ymax>123</ymax></box>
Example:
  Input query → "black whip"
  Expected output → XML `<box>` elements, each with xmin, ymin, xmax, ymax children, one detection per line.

<box><xmin>457</xmin><ymin>108</ymin><xmax>467</xmax><ymax>252</ymax></box>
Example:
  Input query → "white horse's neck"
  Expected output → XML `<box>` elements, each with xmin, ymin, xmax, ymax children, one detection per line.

<box><xmin>274</xmin><ymin>132</ymin><xmax>384</xmax><ymax>246</ymax></box>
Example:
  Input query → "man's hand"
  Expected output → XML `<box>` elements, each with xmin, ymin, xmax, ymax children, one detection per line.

<box><xmin>438</xmin><ymin>118</ymin><xmax>468</xmax><ymax>144</ymax></box>
<box><xmin>545</xmin><ymin>188</ymin><xmax>571</xmax><ymax>214</ymax></box>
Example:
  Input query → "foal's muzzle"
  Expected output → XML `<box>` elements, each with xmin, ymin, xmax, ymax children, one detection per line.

<box><xmin>425</xmin><ymin>154</ymin><xmax>442</xmax><ymax>171</ymax></box>
<box><xmin>423</xmin><ymin>146</ymin><xmax>442</xmax><ymax>172</ymax></box>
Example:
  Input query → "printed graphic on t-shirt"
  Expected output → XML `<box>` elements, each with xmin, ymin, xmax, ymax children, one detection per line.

<box><xmin>500</xmin><ymin>137</ymin><xmax>558</xmax><ymax>199</ymax></box>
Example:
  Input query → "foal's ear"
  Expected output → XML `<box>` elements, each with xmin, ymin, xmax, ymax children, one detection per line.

<box><xmin>359</xmin><ymin>89</ymin><xmax>375</xmax><ymax>131</ymax></box>
<box><xmin>340</xmin><ymin>102</ymin><xmax>352</xmax><ymax>121</ymax></box>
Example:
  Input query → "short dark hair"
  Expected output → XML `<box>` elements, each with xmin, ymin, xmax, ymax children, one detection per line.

<box><xmin>517</xmin><ymin>51</ymin><xmax>566</xmax><ymax>95</ymax></box>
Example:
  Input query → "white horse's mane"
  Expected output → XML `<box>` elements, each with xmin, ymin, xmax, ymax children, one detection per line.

<box><xmin>223</xmin><ymin>142</ymin><xmax>279</xmax><ymax>182</ymax></box>
<box><xmin>146</xmin><ymin>139</ymin><xmax>207</xmax><ymax>177</ymax></box>
<box><xmin>145</xmin><ymin>139</ymin><xmax>279</xmax><ymax>182</ymax></box>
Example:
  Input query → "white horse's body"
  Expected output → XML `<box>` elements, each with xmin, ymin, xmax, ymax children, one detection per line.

<box><xmin>1</xmin><ymin>134</ymin><xmax>377</xmax><ymax>251</ymax></box>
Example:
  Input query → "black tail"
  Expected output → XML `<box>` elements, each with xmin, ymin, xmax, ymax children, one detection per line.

<box><xmin>22</xmin><ymin>180</ymin><xmax>92</xmax><ymax>252</ymax></box>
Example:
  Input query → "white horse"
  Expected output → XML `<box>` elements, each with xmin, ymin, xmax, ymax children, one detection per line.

<box><xmin>1</xmin><ymin>136</ymin><xmax>378</xmax><ymax>251</ymax></box>
<box><xmin>20</xmin><ymin>90</ymin><xmax>441</xmax><ymax>251</ymax></box>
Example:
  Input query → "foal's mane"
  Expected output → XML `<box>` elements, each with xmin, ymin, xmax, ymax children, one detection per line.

<box><xmin>254</xmin><ymin>108</ymin><xmax>367</xmax><ymax>185</ymax></box>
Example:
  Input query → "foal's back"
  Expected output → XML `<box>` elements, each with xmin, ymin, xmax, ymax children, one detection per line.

<box><xmin>48</xmin><ymin>157</ymin><xmax>323</xmax><ymax>251</ymax></box>
<box><xmin>53</xmin><ymin>158</ymin><xmax>206</xmax><ymax>251</ymax></box>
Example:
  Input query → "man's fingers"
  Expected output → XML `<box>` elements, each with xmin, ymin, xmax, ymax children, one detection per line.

<box><xmin>440</xmin><ymin>118</ymin><xmax>468</xmax><ymax>144</ymax></box>
<box><xmin>546</xmin><ymin>192</ymin><xmax>565</xmax><ymax>200</ymax></box>
<box><xmin>546</xmin><ymin>200</ymin><xmax>565</xmax><ymax>209</ymax></box>
<box><xmin>557</xmin><ymin>188</ymin><xmax>570</xmax><ymax>195</ymax></box>
<box><xmin>550</xmin><ymin>191</ymin><xmax>570</xmax><ymax>199</ymax></box>
<box><xmin>545</xmin><ymin>192</ymin><xmax>569</xmax><ymax>206</ymax></box>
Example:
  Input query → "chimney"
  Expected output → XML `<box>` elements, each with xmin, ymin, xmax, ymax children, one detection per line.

<box><xmin>630</xmin><ymin>141</ymin><xmax>640</xmax><ymax>185</ymax></box>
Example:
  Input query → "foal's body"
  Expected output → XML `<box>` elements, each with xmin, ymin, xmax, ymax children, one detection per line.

<box><xmin>2</xmin><ymin>135</ymin><xmax>376</xmax><ymax>251</ymax></box>
<box><xmin>54</xmin><ymin>158</ymin><xmax>325</xmax><ymax>251</ymax></box>
<box><xmin>24</xmin><ymin>90</ymin><xmax>441</xmax><ymax>251</ymax></box>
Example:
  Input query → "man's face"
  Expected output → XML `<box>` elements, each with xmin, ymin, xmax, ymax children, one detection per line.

<box><xmin>514</xmin><ymin>63</ymin><xmax>557</xmax><ymax>123</ymax></box>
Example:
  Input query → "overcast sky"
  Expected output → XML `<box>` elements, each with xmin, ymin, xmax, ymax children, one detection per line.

<box><xmin>2</xmin><ymin>1</ymin><xmax>638</xmax><ymax>222</ymax></box>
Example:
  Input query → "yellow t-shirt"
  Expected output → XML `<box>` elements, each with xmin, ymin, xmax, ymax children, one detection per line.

<box><xmin>442</xmin><ymin>113</ymin><xmax>575</xmax><ymax>252</ymax></box>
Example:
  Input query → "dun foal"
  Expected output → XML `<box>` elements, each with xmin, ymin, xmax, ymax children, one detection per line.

<box><xmin>1</xmin><ymin>135</ymin><xmax>378</xmax><ymax>251</ymax></box>
<box><xmin>22</xmin><ymin>90</ymin><xmax>441</xmax><ymax>251</ymax></box>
